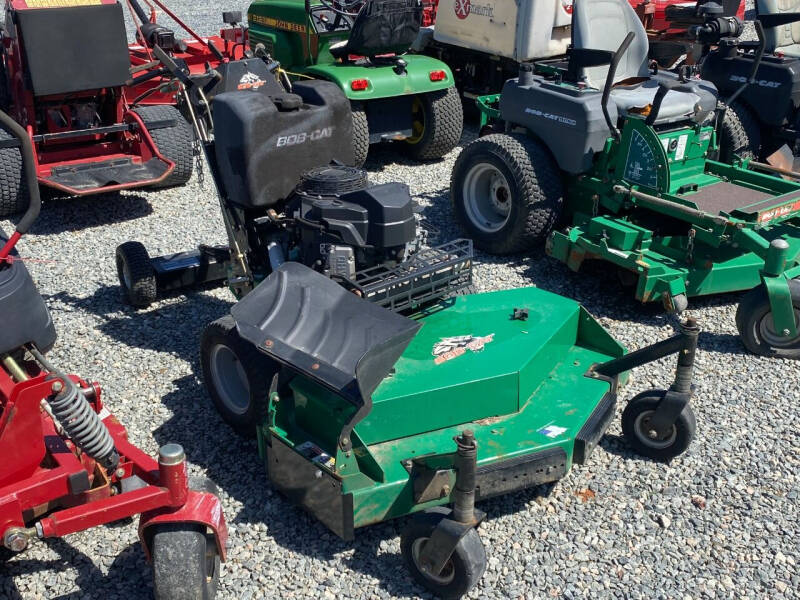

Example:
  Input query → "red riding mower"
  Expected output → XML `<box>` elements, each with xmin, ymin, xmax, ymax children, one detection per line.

<box><xmin>0</xmin><ymin>113</ymin><xmax>226</xmax><ymax>597</ymax></box>
<box><xmin>0</xmin><ymin>0</ymin><xmax>194</xmax><ymax>217</ymax></box>
<box><xmin>126</xmin><ymin>0</ymin><xmax>249</xmax><ymax>108</ymax></box>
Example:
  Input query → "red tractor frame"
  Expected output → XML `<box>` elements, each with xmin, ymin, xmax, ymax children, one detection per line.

<box><xmin>0</xmin><ymin>0</ymin><xmax>194</xmax><ymax>217</ymax></box>
<box><xmin>0</xmin><ymin>110</ymin><xmax>227</xmax><ymax>599</ymax></box>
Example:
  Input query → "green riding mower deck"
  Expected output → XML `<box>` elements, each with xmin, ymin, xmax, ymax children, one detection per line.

<box><xmin>452</xmin><ymin>0</ymin><xmax>800</xmax><ymax>360</ymax></box>
<box><xmin>225</xmin><ymin>261</ymin><xmax>699</xmax><ymax>598</ymax></box>
<box><xmin>246</xmin><ymin>0</ymin><xmax>463</xmax><ymax>165</ymax></box>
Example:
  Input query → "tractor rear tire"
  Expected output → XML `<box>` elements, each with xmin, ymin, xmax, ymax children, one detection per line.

<box><xmin>116</xmin><ymin>241</ymin><xmax>158</xmax><ymax>308</ymax></box>
<box><xmin>404</xmin><ymin>87</ymin><xmax>463</xmax><ymax>161</ymax></box>
<box><xmin>351</xmin><ymin>104</ymin><xmax>370</xmax><ymax>167</ymax></box>
<box><xmin>151</xmin><ymin>523</ymin><xmax>220</xmax><ymax>600</ymax></box>
<box><xmin>622</xmin><ymin>391</ymin><xmax>696</xmax><ymax>462</ymax></box>
<box><xmin>451</xmin><ymin>133</ymin><xmax>563</xmax><ymax>255</ymax></box>
<box><xmin>735</xmin><ymin>281</ymin><xmax>800</xmax><ymax>359</ymax></box>
<box><xmin>0</xmin><ymin>128</ymin><xmax>28</xmax><ymax>218</ymax></box>
<box><xmin>133</xmin><ymin>105</ymin><xmax>194</xmax><ymax>189</ymax></box>
<box><xmin>401</xmin><ymin>510</ymin><xmax>486</xmax><ymax>599</ymax></box>
<box><xmin>200</xmin><ymin>315</ymin><xmax>278</xmax><ymax>438</ymax></box>
<box><xmin>719</xmin><ymin>101</ymin><xmax>761</xmax><ymax>163</ymax></box>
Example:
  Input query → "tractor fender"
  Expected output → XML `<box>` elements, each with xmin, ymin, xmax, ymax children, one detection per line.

<box><xmin>138</xmin><ymin>489</ymin><xmax>228</xmax><ymax>562</ymax></box>
<box><xmin>304</xmin><ymin>55</ymin><xmax>454</xmax><ymax>101</ymax></box>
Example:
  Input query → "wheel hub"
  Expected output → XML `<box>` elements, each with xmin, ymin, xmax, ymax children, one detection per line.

<box><xmin>634</xmin><ymin>410</ymin><xmax>677</xmax><ymax>450</ymax></box>
<box><xmin>209</xmin><ymin>344</ymin><xmax>250</xmax><ymax>415</ymax></box>
<box><xmin>462</xmin><ymin>163</ymin><xmax>512</xmax><ymax>233</ymax></box>
<box><xmin>411</xmin><ymin>537</ymin><xmax>455</xmax><ymax>586</ymax></box>
<box><xmin>758</xmin><ymin>308</ymin><xmax>800</xmax><ymax>348</ymax></box>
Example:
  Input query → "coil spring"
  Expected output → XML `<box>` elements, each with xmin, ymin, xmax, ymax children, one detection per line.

<box><xmin>49</xmin><ymin>383</ymin><xmax>119</xmax><ymax>470</ymax></box>
<box><xmin>29</xmin><ymin>347</ymin><xmax>119</xmax><ymax>471</ymax></box>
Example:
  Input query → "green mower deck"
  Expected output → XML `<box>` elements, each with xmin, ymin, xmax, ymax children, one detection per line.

<box><xmin>224</xmin><ymin>261</ymin><xmax>699</xmax><ymax>597</ymax></box>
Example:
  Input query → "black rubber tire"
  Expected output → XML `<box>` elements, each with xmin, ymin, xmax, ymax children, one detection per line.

<box><xmin>116</xmin><ymin>241</ymin><xmax>158</xmax><ymax>308</ymax></box>
<box><xmin>401</xmin><ymin>510</ymin><xmax>486</xmax><ymax>599</ymax></box>
<box><xmin>133</xmin><ymin>105</ymin><xmax>194</xmax><ymax>188</ymax></box>
<box><xmin>404</xmin><ymin>87</ymin><xmax>463</xmax><ymax>161</ymax></box>
<box><xmin>0</xmin><ymin>128</ymin><xmax>28</xmax><ymax>218</ymax></box>
<box><xmin>200</xmin><ymin>315</ymin><xmax>278</xmax><ymax>438</ymax></box>
<box><xmin>451</xmin><ymin>133</ymin><xmax>564</xmax><ymax>255</ymax></box>
<box><xmin>0</xmin><ymin>546</ymin><xmax>17</xmax><ymax>562</ymax></box>
<box><xmin>350</xmin><ymin>104</ymin><xmax>370</xmax><ymax>167</ymax></box>
<box><xmin>719</xmin><ymin>101</ymin><xmax>762</xmax><ymax>163</ymax></box>
<box><xmin>622</xmin><ymin>391</ymin><xmax>696</xmax><ymax>462</ymax></box>
<box><xmin>151</xmin><ymin>523</ymin><xmax>219</xmax><ymax>600</ymax></box>
<box><xmin>735</xmin><ymin>280</ymin><xmax>800</xmax><ymax>359</ymax></box>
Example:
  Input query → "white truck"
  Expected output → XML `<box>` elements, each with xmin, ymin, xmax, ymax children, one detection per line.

<box><xmin>414</xmin><ymin>0</ymin><xmax>574</xmax><ymax>99</ymax></box>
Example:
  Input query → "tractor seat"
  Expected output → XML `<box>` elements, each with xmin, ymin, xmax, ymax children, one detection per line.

<box><xmin>757</xmin><ymin>0</ymin><xmax>800</xmax><ymax>56</ymax></box>
<box><xmin>329</xmin><ymin>0</ymin><xmax>422</xmax><ymax>60</ymax></box>
<box><xmin>611</xmin><ymin>73</ymin><xmax>718</xmax><ymax>124</ymax></box>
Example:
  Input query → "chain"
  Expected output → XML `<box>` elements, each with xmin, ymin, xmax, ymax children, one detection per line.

<box><xmin>193</xmin><ymin>136</ymin><xmax>204</xmax><ymax>188</ymax></box>
<box><xmin>687</xmin><ymin>228</ymin><xmax>696</xmax><ymax>263</ymax></box>
<box><xmin>592</xmin><ymin>194</ymin><xmax>599</xmax><ymax>217</ymax></box>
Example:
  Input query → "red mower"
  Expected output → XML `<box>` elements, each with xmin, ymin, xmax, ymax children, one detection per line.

<box><xmin>0</xmin><ymin>0</ymin><xmax>194</xmax><ymax>217</ymax></box>
<box><xmin>0</xmin><ymin>112</ymin><xmax>226</xmax><ymax>598</ymax></box>
<box><xmin>125</xmin><ymin>0</ymin><xmax>249</xmax><ymax>108</ymax></box>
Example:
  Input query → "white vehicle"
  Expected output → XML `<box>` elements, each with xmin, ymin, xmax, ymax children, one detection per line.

<box><xmin>415</xmin><ymin>0</ymin><xmax>573</xmax><ymax>98</ymax></box>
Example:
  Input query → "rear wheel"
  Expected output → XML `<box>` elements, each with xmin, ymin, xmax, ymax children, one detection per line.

<box><xmin>151</xmin><ymin>523</ymin><xmax>219</xmax><ymax>600</ymax></box>
<box><xmin>401</xmin><ymin>510</ymin><xmax>486</xmax><ymax>599</ymax></box>
<box><xmin>200</xmin><ymin>315</ymin><xmax>278</xmax><ymax>438</ymax></box>
<box><xmin>350</xmin><ymin>104</ymin><xmax>369</xmax><ymax>167</ymax></box>
<box><xmin>133</xmin><ymin>105</ymin><xmax>194</xmax><ymax>189</ymax></box>
<box><xmin>736</xmin><ymin>281</ymin><xmax>800</xmax><ymax>359</ymax></box>
<box><xmin>451</xmin><ymin>133</ymin><xmax>563</xmax><ymax>254</ymax></box>
<box><xmin>116</xmin><ymin>241</ymin><xmax>157</xmax><ymax>308</ymax></box>
<box><xmin>719</xmin><ymin>101</ymin><xmax>761</xmax><ymax>163</ymax></box>
<box><xmin>404</xmin><ymin>87</ymin><xmax>463</xmax><ymax>161</ymax></box>
<box><xmin>622</xmin><ymin>391</ymin><xmax>695</xmax><ymax>462</ymax></box>
<box><xmin>0</xmin><ymin>128</ymin><xmax>28</xmax><ymax>218</ymax></box>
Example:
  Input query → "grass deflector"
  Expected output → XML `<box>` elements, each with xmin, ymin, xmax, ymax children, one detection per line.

<box><xmin>225</xmin><ymin>260</ymin><xmax>700</xmax><ymax>598</ymax></box>
<box><xmin>453</xmin><ymin>0</ymin><xmax>800</xmax><ymax>359</ymax></box>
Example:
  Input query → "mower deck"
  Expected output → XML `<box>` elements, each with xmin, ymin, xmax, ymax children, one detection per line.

<box><xmin>254</xmin><ymin>283</ymin><xmax>625</xmax><ymax>538</ymax></box>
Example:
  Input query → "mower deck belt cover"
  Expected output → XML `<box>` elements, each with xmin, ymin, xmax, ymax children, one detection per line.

<box><xmin>0</xmin><ymin>229</ymin><xmax>56</xmax><ymax>355</ymax></box>
<box><xmin>16</xmin><ymin>3</ymin><xmax>130</xmax><ymax>96</ymax></box>
<box><xmin>212</xmin><ymin>80</ymin><xmax>354</xmax><ymax>208</ymax></box>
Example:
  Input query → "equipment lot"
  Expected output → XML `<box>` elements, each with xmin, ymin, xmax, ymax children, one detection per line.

<box><xmin>2</xmin><ymin>1</ymin><xmax>799</xmax><ymax>598</ymax></box>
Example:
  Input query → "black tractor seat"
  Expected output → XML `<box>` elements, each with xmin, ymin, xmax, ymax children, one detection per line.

<box><xmin>329</xmin><ymin>0</ymin><xmax>422</xmax><ymax>60</ymax></box>
<box><xmin>758</xmin><ymin>0</ymin><xmax>800</xmax><ymax>57</ymax></box>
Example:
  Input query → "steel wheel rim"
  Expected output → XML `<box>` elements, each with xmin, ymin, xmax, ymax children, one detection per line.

<box><xmin>411</xmin><ymin>537</ymin><xmax>456</xmax><ymax>585</ymax></box>
<box><xmin>407</xmin><ymin>97</ymin><xmax>425</xmax><ymax>144</ymax></box>
<box><xmin>757</xmin><ymin>308</ymin><xmax>800</xmax><ymax>348</ymax></box>
<box><xmin>209</xmin><ymin>343</ymin><xmax>250</xmax><ymax>415</ymax></box>
<box><xmin>634</xmin><ymin>410</ymin><xmax>677</xmax><ymax>450</ymax></box>
<box><xmin>462</xmin><ymin>163</ymin><xmax>512</xmax><ymax>233</ymax></box>
<box><xmin>120</xmin><ymin>259</ymin><xmax>132</xmax><ymax>291</ymax></box>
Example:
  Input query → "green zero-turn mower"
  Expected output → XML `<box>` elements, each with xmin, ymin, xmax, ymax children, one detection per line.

<box><xmin>214</xmin><ymin>259</ymin><xmax>700</xmax><ymax>598</ymax></box>
<box><xmin>246</xmin><ymin>0</ymin><xmax>463</xmax><ymax>166</ymax></box>
<box><xmin>451</xmin><ymin>0</ymin><xmax>800</xmax><ymax>359</ymax></box>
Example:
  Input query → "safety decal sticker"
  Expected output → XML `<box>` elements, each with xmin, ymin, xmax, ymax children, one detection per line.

<box><xmin>433</xmin><ymin>334</ymin><xmax>494</xmax><ymax>364</ymax></box>
<box><xmin>538</xmin><ymin>425</ymin><xmax>567</xmax><ymax>439</ymax></box>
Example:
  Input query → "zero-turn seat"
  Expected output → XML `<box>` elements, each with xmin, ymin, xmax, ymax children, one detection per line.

<box><xmin>756</xmin><ymin>0</ymin><xmax>800</xmax><ymax>57</ymax></box>
<box><xmin>572</xmin><ymin>0</ymin><xmax>717</xmax><ymax>125</ymax></box>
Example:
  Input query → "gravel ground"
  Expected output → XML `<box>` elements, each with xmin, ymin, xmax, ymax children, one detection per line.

<box><xmin>4</xmin><ymin>2</ymin><xmax>800</xmax><ymax>599</ymax></box>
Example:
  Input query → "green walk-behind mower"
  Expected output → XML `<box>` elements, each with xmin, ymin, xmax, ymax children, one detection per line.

<box><xmin>206</xmin><ymin>258</ymin><xmax>701</xmax><ymax>598</ymax></box>
<box><xmin>116</xmin><ymin>47</ymin><xmax>471</xmax><ymax>324</ymax></box>
<box><xmin>246</xmin><ymin>0</ymin><xmax>463</xmax><ymax>166</ymax></box>
<box><xmin>451</xmin><ymin>0</ymin><xmax>800</xmax><ymax>359</ymax></box>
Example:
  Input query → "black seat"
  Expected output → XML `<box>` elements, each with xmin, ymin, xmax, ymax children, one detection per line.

<box><xmin>329</xmin><ymin>0</ymin><xmax>422</xmax><ymax>60</ymax></box>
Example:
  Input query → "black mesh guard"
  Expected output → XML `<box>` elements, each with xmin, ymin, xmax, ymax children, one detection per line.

<box><xmin>345</xmin><ymin>0</ymin><xmax>422</xmax><ymax>57</ymax></box>
<box><xmin>231</xmin><ymin>262</ymin><xmax>421</xmax><ymax>406</ymax></box>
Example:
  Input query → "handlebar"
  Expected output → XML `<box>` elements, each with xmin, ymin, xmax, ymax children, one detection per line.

<box><xmin>0</xmin><ymin>110</ymin><xmax>41</xmax><ymax>262</ymax></box>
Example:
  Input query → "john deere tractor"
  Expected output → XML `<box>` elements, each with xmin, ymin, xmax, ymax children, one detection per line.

<box><xmin>450</xmin><ymin>0</ymin><xmax>800</xmax><ymax>359</ymax></box>
<box><xmin>247</xmin><ymin>0</ymin><xmax>463</xmax><ymax>166</ymax></box>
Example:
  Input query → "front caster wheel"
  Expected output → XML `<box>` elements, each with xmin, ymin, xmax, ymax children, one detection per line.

<box><xmin>151</xmin><ymin>523</ymin><xmax>220</xmax><ymax>600</ymax></box>
<box><xmin>401</xmin><ymin>511</ymin><xmax>486</xmax><ymax>599</ymax></box>
<box><xmin>200</xmin><ymin>315</ymin><xmax>278</xmax><ymax>438</ymax></box>
<box><xmin>116</xmin><ymin>241</ymin><xmax>157</xmax><ymax>308</ymax></box>
<box><xmin>622</xmin><ymin>391</ymin><xmax>696</xmax><ymax>462</ymax></box>
<box><xmin>735</xmin><ymin>282</ymin><xmax>800</xmax><ymax>359</ymax></box>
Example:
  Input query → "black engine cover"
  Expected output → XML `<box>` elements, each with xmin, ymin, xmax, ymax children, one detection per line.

<box><xmin>297</xmin><ymin>181</ymin><xmax>416</xmax><ymax>249</ymax></box>
<box><xmin>0</xmin><ymin>230</ymin><xmax>56</xmax><ymax>355</ymax></box>
<box><xmin>212</xmin><ymin>80</ymin><xmax>354</xmax><ymax>209</ymax></box>
<box><xmin>701</xmin><ymin>50</ymin><xmax>800</xmax><ymax>127</ymax></box>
